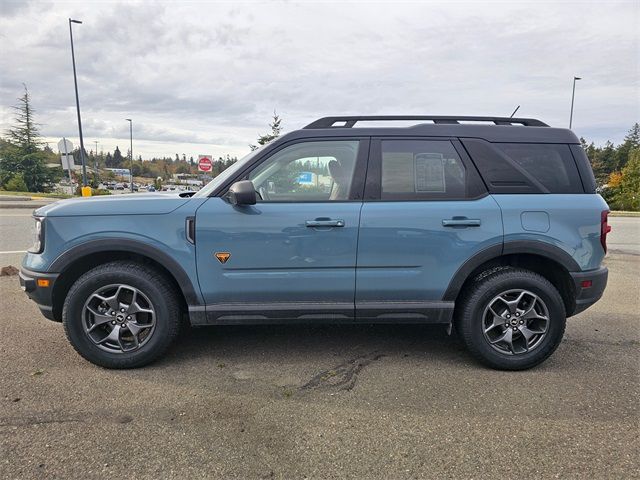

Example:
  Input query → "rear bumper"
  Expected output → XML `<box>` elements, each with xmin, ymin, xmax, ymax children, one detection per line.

<box><xmin>19</xmin><ymin>267</ymin><xmax>59</xmax><ymax>321</ymax></box>
<box><xmin>569</xmin><ymin>266</ymin><xmax>608</xmax><ymax>316</ymax></box>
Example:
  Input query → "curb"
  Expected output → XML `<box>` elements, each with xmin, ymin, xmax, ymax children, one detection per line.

<box><xmin>0</xmin><ymin>202</ymin><xmax>51</xmax><ymax>209</ymax></box>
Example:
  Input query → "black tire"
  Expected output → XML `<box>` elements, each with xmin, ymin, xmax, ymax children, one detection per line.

<box><xmin>62</xmin><ymin>261</ymin><xmax>182</xmax><ymax>368</ymax></box>
<box><xmin>455</xmin><ymin>267</ymin><xmax>566</xmax><ymax>370</ymax></box>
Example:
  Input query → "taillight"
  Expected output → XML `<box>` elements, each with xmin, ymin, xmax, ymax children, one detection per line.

<box><xmin>600</xmin><ymin>210</ymin><xmax>611</xmax><ymax>253</ymax></box>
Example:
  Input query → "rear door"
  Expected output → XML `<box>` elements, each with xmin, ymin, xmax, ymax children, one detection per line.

<box><xmin>355</xmin><ymin>137</ymin><xmax>503</xmax><ymax>321</ymax></box>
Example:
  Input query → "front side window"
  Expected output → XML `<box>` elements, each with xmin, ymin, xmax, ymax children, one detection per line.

<box><xmin>248</xmin><ymin>140</ymin><xmax>359</xmax><ymax>202</ymax></box>
<box><xmin>381</xmin><ymin>140</ymin><xmax>467</xmax><ymax>199</ymax></box>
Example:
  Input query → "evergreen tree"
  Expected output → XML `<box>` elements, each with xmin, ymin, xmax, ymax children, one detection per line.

<box><xmin>0</xmin><ymin>85</ymin><xmax>62</xmax><ymax>192</ymax></box>
<box><xmin>250</xmin><ymin>112</ymin><xmax>283</xmax><ymax>151</ymax></box>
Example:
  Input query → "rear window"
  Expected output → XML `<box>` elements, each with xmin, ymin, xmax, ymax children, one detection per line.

<box><xmin>496</xmin><ymin>143</ymin><xmax>583</xmax><ymax>193</ymax></box>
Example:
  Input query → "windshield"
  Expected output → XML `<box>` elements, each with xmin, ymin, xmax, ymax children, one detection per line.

<box><xmin>193</xmin><ymin>145</ymin><xmax>267</xmax><ymax>198</ymax></box>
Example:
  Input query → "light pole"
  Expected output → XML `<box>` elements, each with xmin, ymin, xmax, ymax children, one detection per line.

<box><xmin>94</xmin><ymin>140</ymin><xmax>99</xmax><ymax>183</ymax></box>
<box><xmin>125</xmin><ymin>119</ymin><xmax>133</xmax><ymax>192</ymax></box>
<box><xmin>569</xmin><ymin>76</ymin><xmax>581</xmax><ymax>129</ymax></box>
<box><xmin>68</xmin><ymin>18</ymin><xmax>88</xmax><ymax>188</ymax></box>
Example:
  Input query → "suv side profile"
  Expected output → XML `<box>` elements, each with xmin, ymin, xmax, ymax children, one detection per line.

<box><xmin>20</xmin><ymin>116</ymin><xmax>609</xmax><ymax>370</ymax></box>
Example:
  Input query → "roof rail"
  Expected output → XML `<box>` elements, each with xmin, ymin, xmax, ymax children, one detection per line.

<box><xmin>304</xmin><ymin>116</ymin><xmax>549</xmax><ymax>129</ymax></box>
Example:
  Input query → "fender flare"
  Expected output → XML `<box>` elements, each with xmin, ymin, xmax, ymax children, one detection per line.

<box><xmin>443</xmin><ymin>240</ymin><xmax>580</xmax><ymax>301</ymax></box>
<box><xmin>49</xmin><ymin>238</ymin><xmax>202</xmax><ymax>305</ymax></box>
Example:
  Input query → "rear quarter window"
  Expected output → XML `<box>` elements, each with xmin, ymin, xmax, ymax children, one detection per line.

<box><xmin>496</xmin><ymin>143</ymin><xmax>583</xmax><ymax>194</ymax></box>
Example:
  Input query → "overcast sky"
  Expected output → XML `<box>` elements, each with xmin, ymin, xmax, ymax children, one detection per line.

<box><xmin>1</xmin><ymin>0</ymin><xmax>638</xmax><ymax>160</ymax></box>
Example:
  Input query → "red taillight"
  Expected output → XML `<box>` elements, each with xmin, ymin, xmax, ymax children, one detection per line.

<box><xmin>601</xmin><ymin>210</ymin><xmax>611</xmax><ymax>253</ymax></box>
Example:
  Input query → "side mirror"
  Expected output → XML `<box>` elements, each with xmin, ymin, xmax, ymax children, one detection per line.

<box><xmin>227</xmin><ymin>180</ymin><xmax>257</xmax><ymax>206</ymax></box>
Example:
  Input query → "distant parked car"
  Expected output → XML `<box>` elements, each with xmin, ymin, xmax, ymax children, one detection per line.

<box><xmin>147</xmin><ymin>186</ymin><xmax>156</xmax><ymax>192</ymax></box>
<box><xmin>115</xmin><ymin>183</ymin><xmax>124</xmax><ymax>190</ymax></box>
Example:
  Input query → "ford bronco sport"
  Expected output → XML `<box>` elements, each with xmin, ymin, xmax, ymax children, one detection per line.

<box><xmin>20</xmin><ymin>116</ymin><xmax>610</xmax><ymax>370</ymax></box>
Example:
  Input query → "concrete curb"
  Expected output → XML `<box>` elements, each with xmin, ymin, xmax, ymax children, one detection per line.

<box><xmin>0</xmin><ymin>202</ymin><xmax>51</xmax><ymax>209</ymax></box>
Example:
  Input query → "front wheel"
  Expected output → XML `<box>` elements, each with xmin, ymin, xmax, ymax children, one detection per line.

<box><xmin>455</xmin><ymin>268</ymin><xmax>566</xmax><ymax>370</ymax></box>
<box><xmin>62</xmin><ymin>261</ymin><xmax>182</xmax><ymax>368</ymax></box>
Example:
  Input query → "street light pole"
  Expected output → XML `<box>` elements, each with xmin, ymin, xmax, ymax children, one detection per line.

<box><xmin>126</xmin><ymin>119</ymin><xmax>133</xmax><ymax>192</ymax></box>
<box><xmin>68</xmin><ymin>18</ymin><xmax>88</xmax><ymax>187</ymax></box>
<box><xmin>94</xmin><ymin>140</ymin><xmax>99</xmax><ymax>182</ymax></box>
<box><xmin>569</xmin><ymin>76</ymin><xmax>581</xmax><ymax>129</ymax></box>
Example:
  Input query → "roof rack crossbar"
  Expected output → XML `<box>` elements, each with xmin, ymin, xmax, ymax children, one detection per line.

<box><xmin>304</xmin><ymin>116</ymin><xmax>549</xmax><ymax>129</ymax></box>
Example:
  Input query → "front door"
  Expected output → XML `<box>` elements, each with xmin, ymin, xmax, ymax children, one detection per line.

<box><xmin>195</xmin><ymin>138</ymin><xmax>369</xmax><ymax>323</ymax></box>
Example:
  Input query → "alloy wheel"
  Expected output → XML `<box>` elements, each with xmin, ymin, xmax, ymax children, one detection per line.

<box><xmin>482</xmin><ymin>289</ymin><xmax>550</xmax><ymax>355</ymax></box>
<box><xmin>82</xmin><ymin>284</ymin><xmax>156</xmax><ymax>353</ymax></box>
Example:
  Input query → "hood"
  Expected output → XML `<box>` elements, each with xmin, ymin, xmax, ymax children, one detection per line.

<box><xmin>35</xmin><ymin>192</ymin><xmax>193</xmax><ymax>217</ymax></box>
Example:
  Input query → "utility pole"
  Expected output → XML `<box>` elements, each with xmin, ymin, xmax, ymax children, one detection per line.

<box><xmin>68</xmin><ymin>18</ymin><xmax>88</xmax><ymax>188</ymax></box>
<box><xmin>569</xmin><ymin>76</ymin><xmax>581</xmax><ymax>129</ymax></box>
<box><xmin>126</xmin><ymin>119</ymin><xmax>133</xmax><ymax>192</ymax></box>
<box><xmin>94</xmin><ymin>140</ymin><xmax>99</xmax><ymax>182</ymax></box>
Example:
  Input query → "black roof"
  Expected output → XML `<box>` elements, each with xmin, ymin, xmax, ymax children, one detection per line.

<box><xmin>282</xmin><ymin>116</ymin><xmax>580</xmax><ymax>144</ymax></box>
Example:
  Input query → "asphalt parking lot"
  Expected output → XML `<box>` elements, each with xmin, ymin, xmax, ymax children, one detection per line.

<box><xmin>0</xmin><ymin>214</ymin><xmax>639</xmax><ymax>479</ymax></box>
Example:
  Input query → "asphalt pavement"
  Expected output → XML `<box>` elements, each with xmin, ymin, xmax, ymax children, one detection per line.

<box><xmin>0</xmin><ymin>210</ymin><xmax>638</xmax><ymax>478</ymax></box>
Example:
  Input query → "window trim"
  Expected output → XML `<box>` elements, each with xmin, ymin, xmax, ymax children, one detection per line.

<box><xmin>213</xmin><ymin>137</ymin><xmax>370</xmax><ymax>203</ymax></box>
<box><xmin>364</xmin><ymin>136</ymin><xmax>488</xmax><ymax>202</ymax></box>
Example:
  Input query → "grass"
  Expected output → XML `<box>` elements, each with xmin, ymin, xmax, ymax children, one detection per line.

<box><xmin>0</xmin><ymin>190</ymin><xmax>73</xmax><ymax>199</ymax></box>
<box><xmin>610</xmin><ymin>211</ymin><xmax>640</xmax><ymax>217</ymax></box>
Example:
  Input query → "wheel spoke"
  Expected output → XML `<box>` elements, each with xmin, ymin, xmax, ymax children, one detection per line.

<box><xmin>127</xmin><ymin>320</ymin><xmax>153</xmax><ymax>336</ymax></box>
<box><xmin>86</xmin><ymin>306</ymin><xmax>114</xmax><ymax>332</ymax></box>
<box><xmin>518</xmin><ymin>325</ymin><xmax>536</xmax><ymax>350</ymax></box>
<box><xmin>490</xmin><ymin>328</ymin><xmax>514</xmax><ymax>351</ymax></box>
<box><xmin>94</xmin><ymin>324</ymin><xmax>121</xmax><ymax>346</ymax></box>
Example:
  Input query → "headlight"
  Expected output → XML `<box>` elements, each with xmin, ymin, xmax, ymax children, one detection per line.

<box><xmin>28</xmin><ymin>217</ymin><xmax>44</xmax><ymax>254</ymax></box>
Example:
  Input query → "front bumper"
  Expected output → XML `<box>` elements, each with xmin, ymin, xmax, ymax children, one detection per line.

<box><xmin>569</xmin><ymin>266</ymin><xmax>608</xmax><ymax>316</ymax></box>
<box><xmin>19</xmin><ymin>267</ymin><xmax>60</xmax><ymax>321</ymax></box>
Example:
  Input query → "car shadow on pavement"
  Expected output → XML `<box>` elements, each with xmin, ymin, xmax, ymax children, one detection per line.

<box><xmin>163</xmin><ymin>323</ymin><xmax>470</xmax><ymax>367</ymax></box>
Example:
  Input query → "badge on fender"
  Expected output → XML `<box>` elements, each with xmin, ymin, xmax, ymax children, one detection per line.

<box><xmin>214</xmin><ymin>252</ymin><xmax>231</xmax><ymax>264</ymax></box>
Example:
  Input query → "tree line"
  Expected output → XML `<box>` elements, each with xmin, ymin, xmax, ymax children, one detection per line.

<box><xmin>0</xmin><ymin>86</ymin><xmax>638</xmax><ymax>210</ymax></box>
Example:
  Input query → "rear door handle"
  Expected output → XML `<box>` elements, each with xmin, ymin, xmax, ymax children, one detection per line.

<box><xmin>442</xmin><ymin>218</ymin><xmax>481</xmax><ymax>227</ymax></box>
<box><xmin>306</xmin><ymin>219</ymin><xmax>345</xmax><ymax>228</ymax></box>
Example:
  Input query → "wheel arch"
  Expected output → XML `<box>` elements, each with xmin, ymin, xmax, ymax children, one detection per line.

<box><xmin>49</xmin><ymin>239</ymin><xmax>201</xmax><ymax>322</ymax></box>
<box><xmin>444</xmin><ymin>242</ymin><xmax>579</xmax><ymax>317</ymax></box>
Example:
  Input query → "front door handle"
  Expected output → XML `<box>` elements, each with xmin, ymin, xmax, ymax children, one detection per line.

<box><xmin>442</xmin><ymin>218</ymin><xmax>481</xmax><ymax>227</ymax></box>
<box><xmin>306</xmin><ymin>219</ymin><xmax>345</xmax><ymax>228</ymax></box>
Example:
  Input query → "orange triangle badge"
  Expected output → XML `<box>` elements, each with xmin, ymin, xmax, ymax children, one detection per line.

<box><xmin>215</xmin><ymin>252</ymin><xmax>231</xmax><ymax>264</ymax></box>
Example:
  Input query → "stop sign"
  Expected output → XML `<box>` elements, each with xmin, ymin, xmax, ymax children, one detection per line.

<box><xmin>198</xmin><ymin>155</ymin><xmax>212</xmax><ymax>172</ymax></box>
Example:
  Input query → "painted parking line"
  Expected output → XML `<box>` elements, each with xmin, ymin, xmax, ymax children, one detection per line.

<box><xmin>0</xmin><ymin>250</ymin><xmax>27</xmax><ymax>254</ymax></box>
<box><xmin>0</xmin><ymin>214</ymin><xmax>34</xmax><ymax>217</ymax></box>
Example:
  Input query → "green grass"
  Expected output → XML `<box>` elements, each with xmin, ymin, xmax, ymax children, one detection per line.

<box><xmin>610</xmin><ymin>211</ymin><xmax>640</xmax><ymax>217</ymax></box>
<box><xmin>0</xmin><ymin>190</ymin><xmax>73</xmax><ymax>199</ymax></box>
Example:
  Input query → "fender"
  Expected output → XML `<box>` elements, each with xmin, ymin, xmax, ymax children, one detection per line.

<box><xmin>443</xmin><ymin>240</ymin><xmax>580</xmax><ymax>301</ymax></box>
<box><xmin>49</xmin><ymin>238</ymin><xmax>202</xmax><ymax>306</ymax></box>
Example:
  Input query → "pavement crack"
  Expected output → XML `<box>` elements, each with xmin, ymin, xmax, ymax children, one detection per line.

<box><xmin>300</xmin><ymin>352</ymin><xmax>385</xmax><ymax>392</ymax></box>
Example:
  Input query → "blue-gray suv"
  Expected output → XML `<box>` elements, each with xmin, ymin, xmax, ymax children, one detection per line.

<box><xmin>20</xmin><ymin>116</ymin><xmax>610</xmax><ymax>370</ymax></box>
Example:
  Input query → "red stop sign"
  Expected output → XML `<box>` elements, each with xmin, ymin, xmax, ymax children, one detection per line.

<box><xmin>198</xmin><ymin>156</ymin><xmax>212</xmax><ymax>172</ymax></box>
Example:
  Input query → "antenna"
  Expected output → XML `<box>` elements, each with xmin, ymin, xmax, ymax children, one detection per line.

<box><xmin>510</xmin><ymin>105</ymin><xmax>520</xmax><ymax>118</ymax></box>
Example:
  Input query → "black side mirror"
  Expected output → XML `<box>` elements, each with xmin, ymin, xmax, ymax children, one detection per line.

<box><xmin>227</xmin><ymin>180</ymin><xmax>257</xmax><ymax>206</ymax></box>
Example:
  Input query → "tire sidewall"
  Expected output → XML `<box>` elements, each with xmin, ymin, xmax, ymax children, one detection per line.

<box><xmin>63</xmin><ymin>267</ymin><xmax>175</xmax><ymax>367</ymax></box>
<box><xmin>462</xmin><ymin>272</ymin><xmax>566</xmax><ymax>369</ymax></box>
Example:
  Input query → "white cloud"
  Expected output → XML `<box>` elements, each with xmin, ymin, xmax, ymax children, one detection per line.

<box><xmin>1</xmin><ymin>0</ymin><xmax>638</xmax><ymax>159</ymax></box>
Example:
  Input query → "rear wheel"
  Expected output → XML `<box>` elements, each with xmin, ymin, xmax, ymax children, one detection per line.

<box><xmin>63</xmin><ymin>261</ymin><xmax>181</xmax><ymax>368</ymax></box>
<box><xmin>455</xmin><ymin>267</ymin><xmax>566</xmax><ymax>370</ymax></box>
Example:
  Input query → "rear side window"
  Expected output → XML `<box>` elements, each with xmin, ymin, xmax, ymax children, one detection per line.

<box><xmin>496</xmin><ymin>143</ymin><xmax>583</xmax><ymax>193</ymax></box>
<box><xmin>380</xmin><ymin>140</ymin><xmax>468</xmax><ymax>199</ymax></box>
<box><xmin>461</xmin><ymin>139</ymin><xmax>585</xmax><ymax>194</ymax></box>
